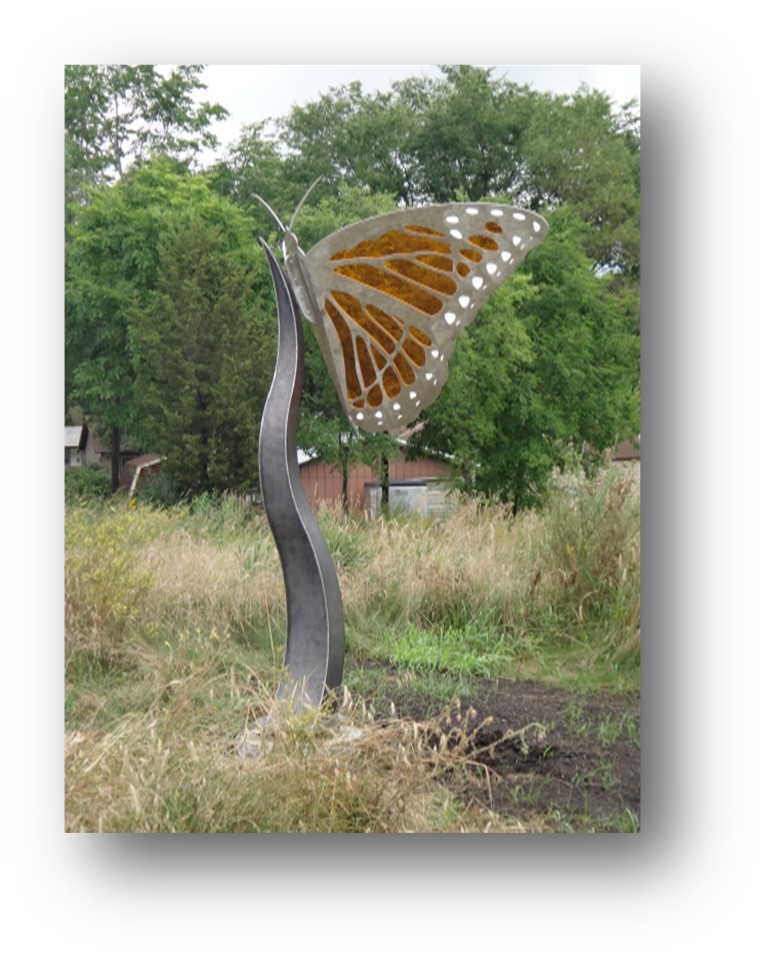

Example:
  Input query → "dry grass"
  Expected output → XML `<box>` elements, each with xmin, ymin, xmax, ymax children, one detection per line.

<box><xmin>338</xmin><ymin>498</ymin><xmax>542</xmax><ymax>631</ymax></box>
<box><xmin>65</xmin><ymin>681</ymin><xmax>549</xmax><ymax>833</ymax></box>
<box><xmin>64</xmin><ymin>465</ymin><xmax>638</xmax><ymax>832</ymax></box>
<box><xmin>140</xmin><ymin>528</ymin><xmax>286</xmax><ymax>646</ymax></box>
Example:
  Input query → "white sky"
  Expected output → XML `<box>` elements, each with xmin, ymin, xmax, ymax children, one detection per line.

<box><xmin>195</xmin><ymin>64</ymin><xmax>640</xmax><ymax>160</ymax></box>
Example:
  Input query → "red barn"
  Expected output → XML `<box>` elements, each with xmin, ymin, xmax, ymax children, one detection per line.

<box><xmin>298</xmin><ymin>448</ymin><xmax>452</xmax><ymax>514</ymax></box>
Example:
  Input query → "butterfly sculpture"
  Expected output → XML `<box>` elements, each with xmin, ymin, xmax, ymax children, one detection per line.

<box><xmin>258</xmin><ymin>188</ymin><xmax>548</xmax><ymax>434</ymax></box>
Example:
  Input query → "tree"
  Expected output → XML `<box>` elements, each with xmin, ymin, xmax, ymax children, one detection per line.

<box><xmin>65</xmin><ymin>64</ymin><xmax>227</xmax><ymax>210</ymax></box>
<box><xmin>66</xmin><ymin>160</ymin><xmax>175</xmax><ymax>489</ymax></box>
<box><xmin>66</xmin><ymin>158</ymin><xmax>269</xmax><ymax>492</ymax></box>
<box><xmin>130</xmin><ymin>210</ymin><xmax>271</xmax><ymax>494</ymax></box>
<box><xmin>271</xmin><ymin>68</ymin><xmax>639</xmax><ymax>280</ymax></box>
<box><xmin>407</xmin><ymin>65</ymin><xmax>536</xmax><ymax>204</ymax></box>
<box><xmin>518</xmin><ymin>85</ymin><xmax>640</xmax><ymax>273</ymax></box>
<box><xmin>206</xmin><ymin>121</ymin><xmax>297</xmax><ymax>239</ymax></box>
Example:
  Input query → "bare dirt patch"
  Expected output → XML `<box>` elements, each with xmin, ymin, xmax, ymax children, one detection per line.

<box><xmin>384</xmin><ymin>675</ymin><xmax>640</xmax><ymax>831</ymax></box>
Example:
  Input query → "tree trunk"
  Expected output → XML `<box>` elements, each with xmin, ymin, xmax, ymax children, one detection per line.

<box><xmin>381</xmin><ymin>457</ymin><xmax>390</xmax><ymax>509</ymax></box>
<box><xmin>461</xmin><ymin>459</ymin><xmax>473</xmax><ymax>495</ymax></box>
<box><xmin>340</xmin><ymin>436</ymin><xmax>350</xmax><ymax>514</ymax></box>
<box><xmin>111</xmin><ymin>425</ymin><xmax>121</xmax><ymax>493</ymax></box>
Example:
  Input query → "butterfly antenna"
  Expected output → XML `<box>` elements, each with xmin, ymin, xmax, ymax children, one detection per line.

<box><xmin>289</xmin><ymin>176</ymin><xmax>324</xmax><ymax>231</ymax></box>
<box><xmin>253</xmin><ymin>193</ymin><xmax>287</xmax><ymax>233</ymax></box>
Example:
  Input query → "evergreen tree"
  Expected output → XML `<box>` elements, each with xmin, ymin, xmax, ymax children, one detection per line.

<box><xmin>130</xmin><ymin>210</ymin><xmax>270</xmax><ymax>494</ymax></box>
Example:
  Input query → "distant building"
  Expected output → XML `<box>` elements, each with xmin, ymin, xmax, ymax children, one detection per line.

<box><xmin>64</xmin><ymin>424</ymin><xmax>100</xmax><ymax>468</ymax></box>
<box><xmin>613</xmin><ymin>438</ymin><xmax>641</xmax><ymax>462</ymax></box>
<box><xmin>87</xmin><ymin>426</ymin><xmax>141</xmax><ymax>476</ymax></box>
<box><xmin>298</xmin><ymin>448</ymin><xmax>452</xmax><ymax>516</ymax></box>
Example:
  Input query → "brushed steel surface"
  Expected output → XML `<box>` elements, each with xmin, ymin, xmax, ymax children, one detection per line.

<box><xmin>259</xmin><ymin>242</ymin><xmax>345</xmax><ymax>710</ymax></box>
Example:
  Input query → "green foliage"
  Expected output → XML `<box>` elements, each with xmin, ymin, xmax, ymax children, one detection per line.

<box><xmin>130</xmin><ymin>205</ymin><xmax>269</xmax><ymax>495</ymax></box>
<box><xmin>66</xmin><ymin>159</ymin><xmax>209</xmax><ymax>483</ymax></box>
<box><xmin>65</xmin><ymin>466</ymin><xmax>112</xmax><ymax>501</ymax></box>
<box><xmin>277</xmin><ymin>82</ymin><xmax>414</xmax><ymax>205</ymax></box>
<box><xmin>520</xmin><ymin>85</ymin><xmax>640</xmax><ymax>271</ymax></box>
<box><xmin>407</xmin><ymin>66</ymin><xmax>537</xmax><ymax>203</ymax></box>
<box><xmin>207</xmin><ymin>121</ymin><xmax>300</xmax><ymax>238</ymax></box>
<box><xmin>65</xmin><ymin>64</ymin><xmax>227</xmax><ymax>204</ymax></box>
<box><xmin>66</xmin><ymin>158</ymin><xmax>272</xmax><ymax>496</ymax></box>
<box><xmin>133</xmin><ymin>468</ymin><xmax>182</xmax><ymax>508</ymax></box>
<box><xmin>408</xmin><ymin>271</ymin><xmax>535</xmax><ymax>496</ymax></box>
<box><xmin>65</xmin><ymin>503</ymin><xmax>170</xmax><ymax>671</ymax></box>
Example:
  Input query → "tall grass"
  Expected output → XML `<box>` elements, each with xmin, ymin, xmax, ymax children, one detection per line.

<box><xmin>64</xmin><ymin>464</ymin><xmax>639</xmax><ymax>831</ymax></box>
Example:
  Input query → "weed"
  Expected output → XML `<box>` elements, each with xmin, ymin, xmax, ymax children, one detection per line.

<box><xmin>598</xmin><ymin>711</ymin><xmax>640</xmax><ymax>747</ymax></box>
<box><xmin>564</xmin><ymin>699</ymin><xmax>591</xmax><ymax>738</ymax></box>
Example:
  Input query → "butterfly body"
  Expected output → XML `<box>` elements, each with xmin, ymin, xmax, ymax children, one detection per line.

<box><xmin>280</xmin><ymin>202</ymin><xmax>548</xmax><ymax>434</ymax></box>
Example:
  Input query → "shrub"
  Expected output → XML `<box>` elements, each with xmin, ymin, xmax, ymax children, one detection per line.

<box><xmin>134</xmin><ymin>469</ymin><xmax>181</xmax><ymax>508</ymax></box>
<box><xmin>65</xmin><ymin>504</ymin><xmax>169</xmax><ymax>670</ymax></box>
<box><xmin>65</xmin><ymin>466</ymin><xmax>112</xmax><ymax>501</ymax></box>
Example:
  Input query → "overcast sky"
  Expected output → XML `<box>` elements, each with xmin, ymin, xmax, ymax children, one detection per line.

<box><xmin>195</xmin><ymin>64</ymin><xmax>640</xmax><ymax>160</ymax></box>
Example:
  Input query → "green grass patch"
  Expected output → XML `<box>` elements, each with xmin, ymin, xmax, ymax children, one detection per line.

<box><xmin>385</xmin><ymin>622</ymin><xmax>511</xmax><ymax>677</ymax></box>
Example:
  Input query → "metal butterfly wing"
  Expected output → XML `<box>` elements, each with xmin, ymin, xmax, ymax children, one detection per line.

<box><xmin>282</xmin><ymin>202</ymin><xmax>548</xmax><ymax>434</ymax></box>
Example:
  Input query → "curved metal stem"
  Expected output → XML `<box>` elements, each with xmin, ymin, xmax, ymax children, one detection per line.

<box><xmin>258</xmin><ymin>242</ymin><xmax>345</xmax><ymax>710</ymax></box>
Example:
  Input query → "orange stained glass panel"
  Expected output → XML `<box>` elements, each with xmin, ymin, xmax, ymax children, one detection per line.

<box><xmin>331</xmin><ymin>290</ymin><xmax>397</xmax><ymax>354</ymax></box>
<box><xmin>416</xmin><ymin>254</ymin><xmax>454</xmax><ymax>272</ymax></box>
<box><xmin>384</xmin><ymin>258</ymin><xmax>458</xmax><ymax>296</ymax></box>
<box><xmin>404</xmin><ymin>224</ymin><xmax>445</xmax><ymax>237</ymax></box>
<box><xmin>402</xmin><ymin>336</ymin><xmax>426</xmax><ymax>367</ymax></box>
<box><xmin>365</xmin><ymin>303</ymin><xmax>404</xmax><ymax>341</ymax></box>
<box><xmin>393</xmin><ymin>351</ymin><xmax>416</xmax><ymax>385</ymax></box>
<box><xmin>468</xmin><ymin>233</ymin><xmax>498</xmax><ymax>251</ymax></box>
<box><xmin>356</xmin><ymin>337</ymin><xmax>377</xmax><ymax>388</ymax></box>
<box><xmin>371</xmin><ymin>345</ymin><xmax>388</xmax><ymax>370</ymax></box>
<box><xmin>332</xmin><ymin>263</ymin><xmax>443</xmax><ymax>316</ymax></box>
<box><xmin>330</xmin><ymin>229</ymin><xmax>450</xmax><ymax>261</ymax></box>
<box><xmin>382</xmin><ymin>367</ymin><xmax>401</xmax><ymax>399</ymax></box>
<box><xmin>325</xmin><ymin>299</ymin><xmax>362</xmax><ymax>401</ymax></box>
<box><xmin>408</xmin><ymin>326</ymin><xmax>432</xmax><ymax>347</ymax></box>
